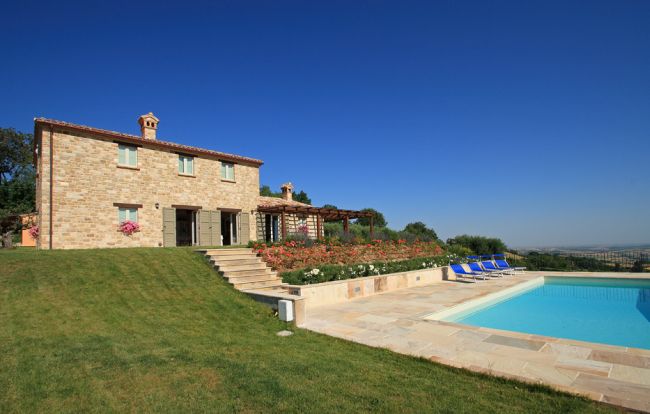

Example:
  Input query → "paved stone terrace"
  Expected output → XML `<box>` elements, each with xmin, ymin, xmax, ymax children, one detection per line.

<box><xmin>301</xmin><ymin>272</ymin><xmax>650</xmax><ymax>412</ymax></box>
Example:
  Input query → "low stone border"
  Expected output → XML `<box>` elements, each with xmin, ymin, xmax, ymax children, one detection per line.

<box><xmin>243</xmin><ymin>289</ymin><xmax>307</xmax><ymax>325</ymax></box>
<box><xmin>283</xmin><ymin>266</ymin><xmax>451</xmax><ymax>309</ymax></box>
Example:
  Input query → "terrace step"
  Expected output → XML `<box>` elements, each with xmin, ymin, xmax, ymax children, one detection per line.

<box><xmin>227</xmin><ymin>274</ymin><xmax>281</xmax><ymax>284</ymax></box>
<box><xmin>216</xmin><ymin>263</ymin><xmax>268</xmax><ymax>272</ymax></box>
<box><xmin>209</xmin><ymin>257</ymin><xmax>262</xmax><ymax>266</ymax></box>
<box><xmin>198</xmin><ymin>249</ymin><xmax>283</xmax><ymax>292</ymax></box>
<box><xmin>235</xmin><ymin>279</ymin><xmax>284</xmax><ymax>290</ymax></box>
<box><xmin>208</xmin><ymin>254</ymin><xmax>261</xmax><ymax>262</ymax></box>
<box><xmin>219</xmin><ymin>268</ymin><xmax>277</xmax><ymax>278</ymax></box>
<box><xmin>204</xmin><ymin>248</ymin><xmax>255</xmax><ymax>256</ymax></box>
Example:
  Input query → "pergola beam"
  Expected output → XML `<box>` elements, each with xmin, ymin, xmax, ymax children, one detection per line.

<box><xmin>257</xmin><ymin>205</ymin><xmax>373</xmax><ymax>220</ymax></box>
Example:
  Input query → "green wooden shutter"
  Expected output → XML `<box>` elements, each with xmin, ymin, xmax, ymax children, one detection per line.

<box><xmin>199</xmin><ymin>210</ymin><xmax>212</xmax><ymax>246</ymax></box>
<box><xmin>210</xmin><ymin>210</ymin><xmax>221</xmax><ymax>246</ymax></box>
<box><xmin>162</xmin><ymin>208</ymin><xmax>176</xmax><ymax>247</ymax></box>
<box><xmin>239</xmin><ymin>212</ymin><xmax>250</xmax><ymax>245</ymax></box>
<box><xmin>118</xmin><ymin>145</ymin><xmax>126</xmax><ymax>165</ymax></box>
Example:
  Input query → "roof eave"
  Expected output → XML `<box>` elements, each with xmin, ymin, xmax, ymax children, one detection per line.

<box><xmin>34</xmin><ymin>118</ymin><xmax>264</xmax><ymax>167</ymax></box>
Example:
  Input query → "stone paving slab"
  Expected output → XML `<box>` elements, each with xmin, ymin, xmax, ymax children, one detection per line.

<box><xmin>301</xmin><ymin>272</ymin><xmax>650</xmax><ymax>412</ymax></box>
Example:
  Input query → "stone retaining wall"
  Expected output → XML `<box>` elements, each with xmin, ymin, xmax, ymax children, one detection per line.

<box><xmin>283</xmin><ymin>266</ymin><xmax>451</xmax><ymax>309</ymax></box>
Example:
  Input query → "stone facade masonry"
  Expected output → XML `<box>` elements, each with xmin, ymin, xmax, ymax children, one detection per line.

<box><xmin>36</xmin><ymin>127</ymin><xmax>260</xmax><ymax>249</ymax></box>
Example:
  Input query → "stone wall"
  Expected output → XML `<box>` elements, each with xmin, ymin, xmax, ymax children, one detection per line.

<box><xmin>283</xmin><ymin>266</ymin><xmax>450</xmax><ymax>310</ymax></box>
<box><xmin>36</xmin><ymin>127</ymin><xmax>260</xmax><ymax>249</ymax></box>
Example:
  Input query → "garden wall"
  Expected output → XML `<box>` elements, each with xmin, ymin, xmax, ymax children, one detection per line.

<box><xmin>283</xmin><ymin>266</ymin><xmax>452</xmax><ymax>309</ymax></box>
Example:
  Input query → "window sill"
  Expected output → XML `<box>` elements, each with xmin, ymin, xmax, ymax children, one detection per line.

<box><xmin>178</xmin><ymin>173</ymin><xmax>196</xmax><ymax>178</ymax></box>
<box><xmin>117</xmin><ymin>164</ymin><xmax>140</xmax><ymax>171</ymax></box>
<box><xmin>221</xmin><ymin>179</ymin><xmax>236</xmax><ymax>183</ymax></box>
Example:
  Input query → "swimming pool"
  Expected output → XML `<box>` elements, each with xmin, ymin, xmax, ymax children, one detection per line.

<box><xmin>440</xmin><ymin>277</ymin><xmax>650</xmax><ymax>349</ymax></box>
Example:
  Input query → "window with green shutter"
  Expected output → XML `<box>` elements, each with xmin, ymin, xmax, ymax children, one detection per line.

<box><xmin>178</xmin><ymin>155</ymin><xmax>194</xmax><ymax>175</ymax></box>
<box><xmin>118</xmin><ymin>144</ymin><xmax>137</xmax><ymax>167</ymax></box>
<box><xmin>220</xmin><ymin>162</ymin><xmax>235</xmax><ymax>181</ymax></box>
<box><xmin>118</xmin><ymin>207</ymin><xmax>138</xmax><ymax>223</ymax></box>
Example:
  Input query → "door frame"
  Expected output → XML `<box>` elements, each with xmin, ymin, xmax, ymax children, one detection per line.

<box><xmin>219</xmin><ymin>209</ymin><xmax>241</xmax><ymax>246</ymax></box>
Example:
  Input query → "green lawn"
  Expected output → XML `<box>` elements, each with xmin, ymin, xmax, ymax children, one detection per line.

<box><xmin>0</xmin><ymin>248</ymin><xmax>612</xmax><ymax>413</ymax></box>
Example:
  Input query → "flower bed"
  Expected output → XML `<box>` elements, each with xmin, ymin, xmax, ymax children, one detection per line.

<box><xmin>251</xmin><ymin>240</ymin><xmax>444</xmax><ymax>273</ymax></box>
<box><xmin>281</xmin><ymin>255</ymin><xmax>450</xmax><ymax>285</ymax></box>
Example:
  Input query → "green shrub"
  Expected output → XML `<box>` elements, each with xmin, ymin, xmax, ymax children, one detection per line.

<box><xmin>281</xmin><ymin>255</ymin><xmax>450</xmax><ymax>285</ymax></box>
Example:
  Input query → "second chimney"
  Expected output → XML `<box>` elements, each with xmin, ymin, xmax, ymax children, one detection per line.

<box><xmin>280</xmin><ymin>182</ymin><xmax>294</xmax><ymax>201</ymax></box>
<box><xmin>138</xmin><ymin>112</ymin><xmax>159</xmax><ymax>140</ymax></box>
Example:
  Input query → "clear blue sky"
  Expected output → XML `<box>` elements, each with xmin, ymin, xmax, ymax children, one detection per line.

<box><xmin>2</xmin><ymin>1</ymin><xmax>649</xmax><ymax>248</ymax></box>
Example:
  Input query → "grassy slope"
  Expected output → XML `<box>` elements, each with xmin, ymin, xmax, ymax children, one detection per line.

<box><xmin>0</xmin><ymin>248</ymin><xmax>611</xmax><ymax>413</ymax></box>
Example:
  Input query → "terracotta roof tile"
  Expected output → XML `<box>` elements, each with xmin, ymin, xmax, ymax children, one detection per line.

<box><xmin>34</xmin><ymin>118</ymin><xmax>263</xmax><ymax>166</ymax></box>
<box><xmin>258</xmin><ymin>196</ymin><xmax>311</xmax><ymax>208</ymax></box>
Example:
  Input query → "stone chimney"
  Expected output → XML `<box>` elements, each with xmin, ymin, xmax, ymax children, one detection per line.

<box><xmin>280</xmin><ymin>182</ymin><xmax>294</xmax><ymax>201</ymax></box>
<box><xmin>138</xmin><ymin>112</ymin><xmax>159</xmax><ymax>140</ymax></box>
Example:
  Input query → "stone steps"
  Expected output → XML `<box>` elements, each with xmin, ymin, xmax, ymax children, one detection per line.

<box><xmin>233</xmin><ymin>279</ymin><xmax>283</xmax><ymax>290</ymax></box>
<box><xmin>202</xmin><ymin>248</ymin><xmax>254</xmax><ymax>256</ymax></box>
<box><xmin>221</xmin><ymin>268</ymin><xmax>277</xmax><ymax>278</ymax></box>
<box><xmin>199</xmin><ymin>248</ymin><xmax>284</xmax><ymax>291</ymax></box>
<box><xmin>227</xmin><ymin>273</ymin><xmax>280</xmax><ymax>284</ymax></box>
<box><xmin>217</xmin><ymin>263</ymin><xmax>268</xmax><ymax>272</ymax></box>
<box><xmin>209</xmin><ymin>257</ymin><xmax>262</xmax><ymax>266</ymax></box>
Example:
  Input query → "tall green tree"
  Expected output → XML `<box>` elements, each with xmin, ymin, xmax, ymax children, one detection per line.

<box><xmin>293</xmin><ymin>190</ymin><xmax>311</xmax><ymax>204</ymax></box>
<box><xmin>259</xmin><ymin>185</ymin><xmax>276</xmax><ymax>197</ymax></box>
<box><xmin>446</xmin><ymin>234</ymin><xmax>507</xmax><ymax>256</ymax></box>
<box><xmin>1</xmin><ymin>128</ymin><xmax>35</xmax><ymax>248</ymax></box>
<box><xmin>259</xmin><ymin>184</ymin><xmax>312</xmax><ymax>204</ymax></box>
<box><xmin>355</xmin><ymin>208</ymin><xmax>386</xmax><ymax>227</ymax></box>
<box><xmin>402</xmin><ymin>222</ymin><xmax>438</xmax><ymax>241</ymax></box>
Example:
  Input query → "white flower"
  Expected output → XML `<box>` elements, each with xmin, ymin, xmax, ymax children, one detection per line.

<box><xmin>310</xmin><ymin>268</ymin><xmax>320</xmax><ymax>275</ymax></box>
<box><xmin>369</xmin><ymin>265</ymin><xmax>375</xmax><ymax>271</ymax></box>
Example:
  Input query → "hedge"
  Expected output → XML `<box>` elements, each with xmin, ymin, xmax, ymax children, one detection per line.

<box><xmin>280</xmin><ymin>255</ymin><xmax>450</xmax><ymax>285</ymax></box>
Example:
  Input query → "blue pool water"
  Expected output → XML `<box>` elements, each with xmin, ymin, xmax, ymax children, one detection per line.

<box><xmin>451</xmin><ymin>277</ymin><xmax>650</xmax><ymax>349</ymax></box>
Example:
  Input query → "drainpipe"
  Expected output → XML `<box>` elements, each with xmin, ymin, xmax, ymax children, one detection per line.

<box><xmin>49</xmin><ymin>127</ymin><xmax>53</xmax><ymax>250</ymax></box>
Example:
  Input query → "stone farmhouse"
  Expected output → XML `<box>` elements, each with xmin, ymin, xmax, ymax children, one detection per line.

<box><xmin>33</xmin><ymin>113</ymin><xmax>372</xmax><ymax>249</ymax></box>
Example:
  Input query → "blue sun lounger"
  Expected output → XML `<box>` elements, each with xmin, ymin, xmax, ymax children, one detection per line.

<box><xmin>493</xmin><ymin>254</ymin><xmax>526</xmax><ymax>273</ymax></box>
<box><xmin>481</xmin><ymin>260</ymin><xmax>514</xmax><ymax>275</ymax></box>
<box><xmin>450</xmin><ymin>264</ymin><xmax>488</xmax><ymax>281</ymax></box>
<box><xmin>467</xmin><ymin>261</ymin><xmax>505</xmax><ymax>277</ymax></box>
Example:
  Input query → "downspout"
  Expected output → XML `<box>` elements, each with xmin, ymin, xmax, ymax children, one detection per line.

<box><xmin>49</xmin><ymin>127</ymin><xmax>53</xmax><ymax>250</ymax></box>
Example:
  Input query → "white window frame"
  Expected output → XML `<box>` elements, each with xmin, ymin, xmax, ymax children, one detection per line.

<box><xmin>221</xmin><ymin>161</ymin><xmax>235</xmax><ymax>181</ymax></box>
<box><xmin>118</xmin><ymin>144</ymin><xmax>138</xmax><ymax>167</ymax></box>
<box><xmin>118</xmin><ymin>207</ymin><xmax>138</xmax><ymax>223</ymax></box>
<box><xmin>178</xmin><ymin>155</ymin><xmax>194</xmax><ymax>175</ymax></box>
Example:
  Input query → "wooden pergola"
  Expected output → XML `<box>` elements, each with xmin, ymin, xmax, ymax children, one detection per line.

<box><xmin>256</xmin><ymin>205</ymin><xmax>375</xmax><ymax>240</ymax></box>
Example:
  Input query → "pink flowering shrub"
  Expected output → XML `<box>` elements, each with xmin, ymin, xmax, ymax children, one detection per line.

<box><xmin>28</xmin><ymin>225</ymin><xmax>39</xmax><ymax>240</ymax></box>
<box><xmin>296</xmin><ymin>223</ymin><xmax>309</xmax><ymax>236</ymax></box>
<box><xmin>118</xmin><ymin>220</ymin><xmax>140</xmax><ymax>236</ymax></box>
<box><xmin>251</xmin><ymin>239</ymin><xmax>443</xmax><ymax>273</ymax></box>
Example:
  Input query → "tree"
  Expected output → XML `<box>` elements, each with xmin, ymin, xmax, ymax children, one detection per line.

<box><xmin>259</xmin><ymin>185</ymin><xmax>276</xmax><ymax>197</ymax></box>
<box><xmin>355</xmin><ymin>208</ymin><xmax>386</xmax><ymax>227</ymax></box>
<box><xmin>260</xmin><ymin>184</ymin><xmax>312</xmax><ymax>204</ymax></box>
<box><xmin>1</xmin><ymin>127</ymin><xmax>35</xmax><ymax>248</ymax></box>
<box><xmin>321</xmin><ymin>204</ymin><xmax>338</xmax><ymax>210</ymax></box>
<box><xmin>631</xmin><ymin>260</ymin><xmax>645</xmax><ymax>273</ymax></box>
<box><xmin>293</xmin><ymin>190</ymin><xmax>311</xmax><ymax>204</ymax></box>
<box><xmin>446</xmin><ymin>234</ymin><xmax>507</xmax><ymax>255</ymax></box>
<box><xmin>402</xmin><ymin>222</ymin><xmax>438</xmax><ymax>241</ymax></box>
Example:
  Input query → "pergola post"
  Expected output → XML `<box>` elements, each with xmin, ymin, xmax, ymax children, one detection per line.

<box><xmin>343</xmin><ymin>216</ymin><xmax>349</xmax><ymax>234</ymax></box>
<box><xmin>281</xmin><ymin>210</ymin><xmax>287</xmax><ymax>240</ymax></box>
<box><xmin>369</xmin><ymin>215</ymin><xmax>374</xmax><ymax>239</ymax></box>
<box><xmin>316</xmin><ymin>215</ymin><xmax>322</xmax><ymax>240</ymax></box>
